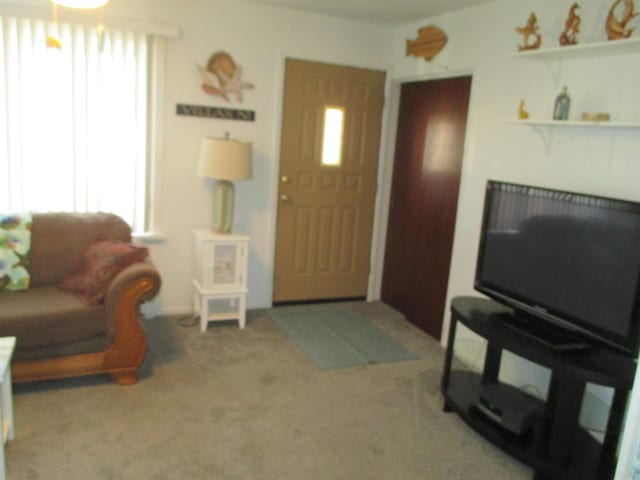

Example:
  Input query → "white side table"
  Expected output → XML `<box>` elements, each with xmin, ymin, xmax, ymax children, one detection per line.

<box><xmin>0</xmin><ymin>337</ymin><xmax>16</xmax><ymax>480</ymax></box>
<box><xmin>193</xmin><ymin>229</ymin><xmax>249</xmax><ymax>331</ymax></box>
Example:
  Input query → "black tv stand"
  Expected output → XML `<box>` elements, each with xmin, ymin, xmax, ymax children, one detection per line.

<box><xmin>549</xmin><ymin>341</ymin><xmax>593</xmax><ymax>353</ymax></box>
<box><xmin>441</xmin><ymin>296</ymin><xmax>636</xmax><ymax>480</ymax></box>
<box><xmin>499</xmin><ymin>316</ymin><xmax>594</xmax><ymax>353</ymax></box>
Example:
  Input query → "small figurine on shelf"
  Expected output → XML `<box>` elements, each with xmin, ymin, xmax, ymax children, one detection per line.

<box><xmin>553</xmin><ymin>86</ymin><xmax>571</xmax><ymax>120</ymax></box>
<box><xmin>516</xmin><ymin>13</ymin><xmax>542</xmax><ymax>51</ymax></box>
<box><xmin>582</xmin><ymin>112</ymin><xmax>611</xmax><ymax>122</ymax></box>
<box><xmin>518</xmin><ymin>100</ymin><xmax>530</xmax><ymax>120</ymax></box>
<box><xmin>606</xmin><ymin>0</ymin><xmax>638</xmax><ymax>40</ymax></box>
<box><xmin>559</xmin><ymin>3</ymin><xmax>581</xmax><ymax>45</ymax></box>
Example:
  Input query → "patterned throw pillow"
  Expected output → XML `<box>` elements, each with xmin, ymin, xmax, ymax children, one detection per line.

<box><xmin>0</xmin><ymin>212</ymin><xmax>32</xmax><ymax>291</ymax></box>
<box><xmin>59</xmin><ymin>240</ymin><xmax>149</xmax><ymax>305</ymax></box>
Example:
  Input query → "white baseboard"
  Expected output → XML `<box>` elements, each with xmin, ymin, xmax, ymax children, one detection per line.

<box><xmin>141</xmin><ymin>301</ymin><xmax>269</xmax><ymax>319</ymax></box>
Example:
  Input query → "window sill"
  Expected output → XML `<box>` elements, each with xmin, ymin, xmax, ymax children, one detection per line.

<box><xmin>133</xmin><ymin>231</ymin><xmax>166</xmax><ymax>244</ymax></box>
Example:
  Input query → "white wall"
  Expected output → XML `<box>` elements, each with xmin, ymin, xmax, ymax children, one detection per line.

<box><xmin>0</xmin><ymin>0</ymin><xmax>396</xmax><ymax>312</ymax></box>
<box><xmin>2</xmin><ymin>0</ymin><xmax>639</xmax><ymax>471</ymax></box>
<box><xmin>2</xmin><ymin>0</ymin><xmax>636</xmax><ymax>374</ymax></box>
<box><xmin>4</xmin><ymin>0</ymin><xmax>394</xmax><ymax>314</ymax></box>
<box><xmin>146</xmin><ymin>1</ymin><xmax>394</xmax><ymax>314</ymax></box>
<box><xmin>387</xmin><ymin>0</ymin><xmax>640</xmax><ymax>423</ymax></box>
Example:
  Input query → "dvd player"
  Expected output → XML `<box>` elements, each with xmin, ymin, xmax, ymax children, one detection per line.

<box><xmin>476</xmin><ymin>383</ymin><xmax>535</xmax><ymax>435</ymax></box>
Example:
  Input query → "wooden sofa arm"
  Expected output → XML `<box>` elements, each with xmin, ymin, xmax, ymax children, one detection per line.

<box><xmin>102</xmin><ymin>260</ymin><xmax>161</xmax><ymax>384</ymax></box>
<box><xmin>104</xmin><ymin>260</ymin><xmax>161</xmax><ymax>338</ymax></box>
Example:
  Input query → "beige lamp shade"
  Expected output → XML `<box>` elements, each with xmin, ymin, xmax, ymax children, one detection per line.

<box><xmin>197</xmin><ymin>137</ymin><xmax>253</xmax><ymax>180</ymax></box>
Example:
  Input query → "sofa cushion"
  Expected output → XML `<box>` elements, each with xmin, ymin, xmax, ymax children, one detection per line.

<box><xmin>59</xmin><ymin>240</ymin><xmax>149</xmax><ymax>305</ymax></box>
<box><xmin>29</xmin><ymin>213</ymin><xmax>131</xmax><ymax>287</ymax></box>
<box><xmin>0</xmin><ymin>286</ymin><xmax>107</xmax><ymax>350</ymax></box>
<box><xmin>0</xmin><ymin>212</ymin><xmax>32</xmax><ymax>291</ymax></box>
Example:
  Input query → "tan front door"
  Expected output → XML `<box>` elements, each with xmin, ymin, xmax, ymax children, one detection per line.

<box><xmin>273</xmin><ymin>59</ymin><xmax>385</xmax><ymax>303</ymax></box>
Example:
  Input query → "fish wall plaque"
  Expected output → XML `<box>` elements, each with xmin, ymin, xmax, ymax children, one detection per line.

<box><xmin>405</xmin><ymin>26</ymin><xmax>447</xmax><ymax>61</ymax></box>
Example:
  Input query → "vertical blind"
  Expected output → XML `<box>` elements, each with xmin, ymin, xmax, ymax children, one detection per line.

<box><xmin>0</xmin><ymin>16</ymin><xmax>148</xmax><ymax>232</ymax></box>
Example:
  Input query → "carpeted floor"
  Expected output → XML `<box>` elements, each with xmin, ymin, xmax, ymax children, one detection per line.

<box><xmin>6</xmin><ymin>301</ymin><xmax>532</xmax><ymax>479</ymax></box>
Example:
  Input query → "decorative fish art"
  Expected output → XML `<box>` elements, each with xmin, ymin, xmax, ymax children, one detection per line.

<box><xmin>606</xmin><ymin>0</ymin><xmax>638</xmax><ymax>40</ymax></box>
<box><xmin>197</xmin><ymin>51</ymin><xmax>254</xmax><ymax>103</ymax></box>
<box><xmin>405</xmin><ymin>26</ymin><xmax>447</xmax><ymax>61</ymax></box>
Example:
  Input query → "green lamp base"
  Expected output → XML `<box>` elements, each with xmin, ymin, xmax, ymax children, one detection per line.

<box><xmin>212</xmin><ymin>179</ymin><xmax>235</xmax><ymax>233</ymax></box>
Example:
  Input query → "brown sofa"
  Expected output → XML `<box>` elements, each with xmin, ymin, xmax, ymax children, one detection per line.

<box><xmin>0</xmin><ymin>213</ymin><xmax>161</xmax><ymax>385</ymax></box>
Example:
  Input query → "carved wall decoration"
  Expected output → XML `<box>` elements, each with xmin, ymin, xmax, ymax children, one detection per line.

<box><xmin>559</xmin><ymin>3</ymin><xmax>581</xmax><ymax>45</ymax></box>
<box><xmin>405</xmin><ymin>26</ymin><xmax>447</xmax><ymax>61</ymax></box>
<box><xmin>516</xmin><ymin>12</ymin><xmax>542</xmax><ymax>51</ymax></box>
<box><xmin>518</xmin><ymin>100</ymin><xmax>530</xmax><ymax>120</ymax></box>
<box><xmin>196</xmin><ymin>51</ymin><xmax>255</xmax><ymax>103</ymax></box>
<box><xmin>606</xmin><ymin>0</ymin><xmax>638</xmax><ymax>40</ymax></box>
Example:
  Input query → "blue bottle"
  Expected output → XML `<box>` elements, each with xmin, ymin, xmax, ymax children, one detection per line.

<box><xmin>553</xmin><ymin>86</ymin><xmax>570</xmax><ymax>120</ymax></box>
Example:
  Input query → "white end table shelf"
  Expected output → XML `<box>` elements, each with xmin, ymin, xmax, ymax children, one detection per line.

<box><xmin>192</xmin><ymin>229</ymin><xmax>249</xmax><ymax>331</ymax></box>
<box><xmin>0</xmin><ymin>337</ymin><xmax>15</xmax><ymax>480</ymax></box>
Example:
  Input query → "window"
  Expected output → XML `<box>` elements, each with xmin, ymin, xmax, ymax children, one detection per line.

<box><xmin>0</xmin><ymin>16</ymin><xmax>149</xmax><ymax>232</ymax></box>
<box><xmin>321</xmin><ymin>106</ymin><xmax>344</xmax><ymax>167</ymax></box>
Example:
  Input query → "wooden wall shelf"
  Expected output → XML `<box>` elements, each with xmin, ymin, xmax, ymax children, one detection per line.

<box><xmin>504</xmin><ymin>119</ymin><xmax>640</xmax><ymax>129</ymax></box>
<box><xmin>511</xmin><ymin>36</ymin><xmax>640</xmax><ymax>61</ymax></box>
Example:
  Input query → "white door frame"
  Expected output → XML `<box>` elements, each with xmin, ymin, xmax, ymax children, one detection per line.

<box><xmin>368</xmin><ymin>68</ymin><xmax>475</xmax><ymax>304</ymax></box>
<box><xmin>267</xmin><ymin>49</ymin><xmax>473</xmax><ymax>306</ymax></box>
<box><xmin>266</xmin><ymin>50</ymin><xmax>395</xmax><ymax>305</ymax></box>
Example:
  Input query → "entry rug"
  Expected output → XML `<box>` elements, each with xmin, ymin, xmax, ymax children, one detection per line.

<box><xmin>270</xmin><ymin>304</ymin><xmax>418</xmax><ymax>369</ymax></box>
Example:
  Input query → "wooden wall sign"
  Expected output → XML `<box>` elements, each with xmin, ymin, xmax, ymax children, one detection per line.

<box><xmin>176</xmin><ymin>104</ymin><xmax>255</xmax><ymax>122</ymax></box>
<box><xmin>406</xmin><ymin>26</ymin><xmax>447</xmax><ymax>61</ymax></box>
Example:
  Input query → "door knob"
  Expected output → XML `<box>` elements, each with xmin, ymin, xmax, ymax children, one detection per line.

<box><xmin>280</xmin><ymin>194</ymin><xmax>292</xmax><ymax>203</ymax></box>
<box><xmin>281</xmin><ymin>175</ymin><xmax>290</xmax><ymax>184</ymax></box>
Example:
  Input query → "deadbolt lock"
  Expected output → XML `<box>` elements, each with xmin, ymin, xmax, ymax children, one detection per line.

<box><xmin>281</xmin><ymin>175</ymin><xmax>290</xmax><ymax>184</ymax></box>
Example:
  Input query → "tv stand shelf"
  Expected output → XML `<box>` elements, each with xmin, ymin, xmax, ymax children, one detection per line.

<box><xmin>441</xmin><ymin>296</ymin><xmax>636</xmax><ymax>480</ymax></box>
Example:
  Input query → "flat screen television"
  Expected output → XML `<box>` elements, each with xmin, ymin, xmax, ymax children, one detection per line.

<box><xmin>474</xmin><ymin>180</ymin><xmax>640</xmax><ymax>357</ymax></box>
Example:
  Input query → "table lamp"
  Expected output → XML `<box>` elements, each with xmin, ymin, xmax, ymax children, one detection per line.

<box><xmin>197</xmin><ymin>134</ymin><xmax>252</xmax><ymax>233</ymax></box>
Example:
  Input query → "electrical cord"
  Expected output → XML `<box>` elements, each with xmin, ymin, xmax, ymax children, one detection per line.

<box><xmin>177</xmin><ymin>315</ymin><xmax>198</xmax><ymax>327</ymax></box>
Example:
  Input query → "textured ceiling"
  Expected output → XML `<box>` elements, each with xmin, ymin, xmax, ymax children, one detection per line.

<box><xmin>248</xmin><ymin>0</ymin><xmax>492</xmax><ymax>25</ymax></box>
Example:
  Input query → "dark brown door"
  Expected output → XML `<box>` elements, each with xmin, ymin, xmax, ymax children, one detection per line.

<box><xmin>381</xmin><ymin>76</ymin><xmax>471</xmax><ymax>340</ymax></box>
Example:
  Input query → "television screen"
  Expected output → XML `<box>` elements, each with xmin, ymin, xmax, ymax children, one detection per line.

<box><xmin>475</xmin><ymin>181</ymin><xmax>640</xmax><ymax>356</ymax></box>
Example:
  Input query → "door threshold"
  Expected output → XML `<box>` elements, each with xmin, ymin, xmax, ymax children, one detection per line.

<box><xmin>273</xmin><ymin>296</ymin><xmax>366</xmax><ymax>307</ymax></box>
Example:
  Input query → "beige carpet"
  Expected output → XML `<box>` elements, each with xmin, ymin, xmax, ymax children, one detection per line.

<box><xmin>7</xmin><ymin>302</ymin><xmax>532</xmax><ymax>479</ymax></box>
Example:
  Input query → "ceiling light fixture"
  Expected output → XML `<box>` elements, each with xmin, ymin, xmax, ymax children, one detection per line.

<box><xmin>51</xmin><ymin>0</ymin><xmax>108</xmax><ymax>9</ymax></box>
<box><xmin>47</xmin><ymin>0</ymin><xmax>108</xmax><ymax>49</ymax></box>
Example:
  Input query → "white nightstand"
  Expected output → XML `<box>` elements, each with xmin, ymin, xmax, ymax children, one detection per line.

<box><xmin>0</xmin><ymin>337</ymin><xmax>15</xmax><ymax>480</ymax></box>
<box><xmin>192</xmin><ymin>229</ymin><xmax>249</xmax><ymax>331</ymax></box>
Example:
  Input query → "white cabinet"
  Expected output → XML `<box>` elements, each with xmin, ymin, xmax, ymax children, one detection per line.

<box><xmin>192</xmin><ymin>229</ymin><xmax>249</xmax><ymax>331</ymax></box>
<box><xmin>0</xmin><ymin>337</ymin><xmax>15</xmax><ymax>480</ymax></box>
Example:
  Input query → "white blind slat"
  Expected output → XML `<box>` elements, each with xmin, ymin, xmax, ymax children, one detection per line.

<box><xmin>0</xmin><ymin>15</ymin><xmax>148</xmax><ymax>232</ymax></box>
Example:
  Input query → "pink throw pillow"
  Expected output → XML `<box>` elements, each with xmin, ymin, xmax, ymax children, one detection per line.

<box><xmin>59</xmin><ymin>240</ymin><xmax>148</xmax><ymax>305</ymax></box>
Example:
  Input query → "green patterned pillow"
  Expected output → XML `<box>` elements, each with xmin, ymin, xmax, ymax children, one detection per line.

<box><xmin>0</xmin><ymin>213</ymin><xmax>32</xmax><ymax>291</ymax></box>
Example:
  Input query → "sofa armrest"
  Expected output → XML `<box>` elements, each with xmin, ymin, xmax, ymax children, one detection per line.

<box><xmin>103</xmin><ymin>259</ymin><xmax>162</xmax><ymax>345</ymax></box>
